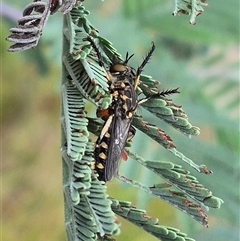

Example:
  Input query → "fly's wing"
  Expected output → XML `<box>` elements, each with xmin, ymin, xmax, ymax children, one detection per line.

<box><xmin>94</xmin><ymin>111</ymin><xmax>132</xmax><ymax>182</ymax></box>
<box><xmin>104</xmin><ymin>114</ymin><xmax>132</xmax><ymax>181</ymax></box>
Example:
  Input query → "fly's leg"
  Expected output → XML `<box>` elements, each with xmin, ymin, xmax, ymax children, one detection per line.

<box><xmin>138</xmin><ymin>87</ymin><xmax>180</xmax><ymax>106</ymax></box>
<box><xmin>83</xmin><ymin>36</ymin><xmax>111</xmax><ymax>82</ymax></box>
<box><xmin>134</xmin><ymin>42</ymin><xmax>155</xmax><ymax>89</ymax></box>
<box><xmin>127</xmin><ymin>126</ymin><xmax>136</xmax><ymax>142</ymax></box>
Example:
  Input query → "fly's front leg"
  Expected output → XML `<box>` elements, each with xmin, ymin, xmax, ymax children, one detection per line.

<box><xmin>83</xmin><ymin>36</ymin><xmax>112</xmax><ymax>83</ymax></box>
<box><xmin>134</xmin><ymin>42</ymin><xmax>155</xmax><ymax>89</ymax></box>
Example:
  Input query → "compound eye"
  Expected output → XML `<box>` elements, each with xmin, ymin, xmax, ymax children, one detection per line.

<box><xmin>110</xmin><ymin>64</ymin><xmax>126</xmax><ymax>73</ymax></box>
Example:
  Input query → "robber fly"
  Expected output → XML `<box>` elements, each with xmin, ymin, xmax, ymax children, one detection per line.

<box><xmin>85</xmin><ymin>37</ymin><xmax>179</xmax><ymax>182</ymax></box>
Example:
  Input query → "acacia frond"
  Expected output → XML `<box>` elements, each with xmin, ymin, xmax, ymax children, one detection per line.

<box><xmin>111</xmin><ymin>198</ymin><xmax>196</xmax><ymax>241</ymax></box>
<box><xmin>7</xmin><ymin>1</ymin><xmax>52</xmax><ymax>52</ymax></box>
<box><xmin>60</xmin><ymin>3</ymin><xmax>222</xmax><ymax>239</ymax></box>
<box><xmin>172</xmin><ymin>0</ymin><xmax>209</xmax><ymax>25</ymax></box>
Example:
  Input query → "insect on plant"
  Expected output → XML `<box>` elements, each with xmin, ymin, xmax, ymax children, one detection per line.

<box><xmin>85</xmin><ymin>37</ymin><xmax>179</xmax><ymax>182</ymax></box>
<box><xmin>5</xmin><ymin>2</ymin><xmax>226</xmax><ymax>240</ymax></box>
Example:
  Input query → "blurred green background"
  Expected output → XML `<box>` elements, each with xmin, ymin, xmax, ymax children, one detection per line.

<box><xmin>2</xmin><ymin>0</ymin><xmax>239</xmax><ymax>241</ymax></box>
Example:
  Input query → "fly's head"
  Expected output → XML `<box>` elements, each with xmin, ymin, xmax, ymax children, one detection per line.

<box><xmin>109</xmin><ymin>63</ymin><xmax>135</xmax><ymax>81</ymax></box>
<box><xmin>109</xmin><ymin>51</ymin><xmax>136</xmax><ymax>81</ymax></box>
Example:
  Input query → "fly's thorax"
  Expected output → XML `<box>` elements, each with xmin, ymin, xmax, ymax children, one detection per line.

<box><xmin>108</xmin><ymin>70</ymin><xmax>137</xmax><ymax>118</ymax></box>
<box><xmin>112</xmin><ymin>82</ymin><xmax>137</xmax><ymax>119</ymax></box>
